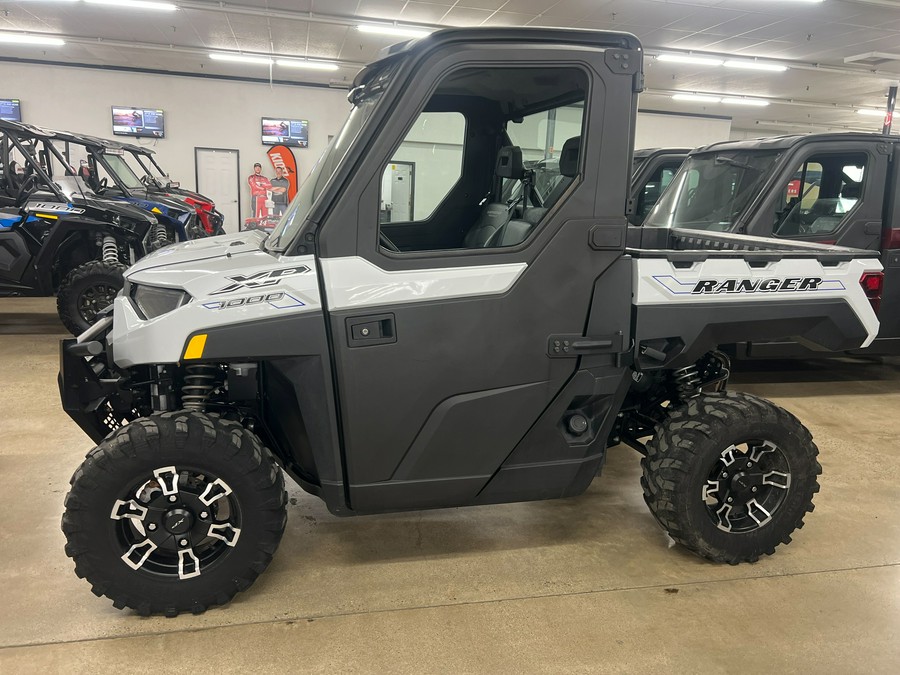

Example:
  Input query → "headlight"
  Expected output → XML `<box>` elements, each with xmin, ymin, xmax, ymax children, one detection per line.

<box><xmin>132</xmin><ymin>284</ymin><xmax>190</xmax><ymax>319</ymax></box>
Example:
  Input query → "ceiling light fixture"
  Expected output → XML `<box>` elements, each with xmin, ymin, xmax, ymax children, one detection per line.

<box><xmin>0</xmin><ymin>32</ymin><xmax>65</xmax><ymax>46</ymax></box>
<box><xmin>857</xmin><ymin>108</ymin><xmax>886</xmax><ymax>116</ymax></box>
<box><xmin>672</xmin><ymin>94</ymin><xmax>722</xmax><ymax>103</ymax></box>
<box><xmin>357</xmin><ymin>24</ymin><xmax>433</xmax><ymax>39</ymax></box>
<box><xmin>276</xmin><ymin>59</ymin><xmax>340</xmax><ymax>71</ymax></box>
<box><xmin>724</xmin><ymin>59</ymin><xmax>788</xmax><ymax>72</ymax></box>
<box><xmin>722</xmin><ymin>97</ymin><xmax>771</xmax><ymax>106</ymax></box>
<box><xmin>85</xmin><ymin>0</ymin><xmax>177</xmax><ymax>10</ymax></box>
<box><xmin>209</xmin><ymin>52</ymin><xmax>273</xmax><ymax>65</ymax></box>
<box><xmin>658</xmin><ymin>54</ymin><xmax>724</xmax><ymax>66</ymax></box>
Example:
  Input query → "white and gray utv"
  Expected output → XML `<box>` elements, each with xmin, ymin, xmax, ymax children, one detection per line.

<box><xmin>59</xmin><ymin>27</ymin><xmax>882</xmax><ymax>616</ymax></box>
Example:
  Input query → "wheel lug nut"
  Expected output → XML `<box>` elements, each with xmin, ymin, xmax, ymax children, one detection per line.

<box><xmin>148</xmin><ymin>523</ymin><xmax>157</xmax><ymax>531</ymax></box>
<box><xmin>752</xmin><ymin>487</ymin><xmax>758</xmax><ymax>493</ymax></box>
<box><xmin>747</xmin><ymin>462</ymin><xmax>753</xmax><ymax>468</ymax></box>
<box><xmin>179</xmin><ymin>539</ymin><xmax>188</xmax><ymax>547</ymax></box>
<box><xmin>727</xmin><ymin>497</ymin><xmax>733</xmax><ymax>503</ymax></box>
<box><xmin>722</xmin><ymin>472</ymin><xmax>728</xmax><ymax>478</ymax></box>
<box><xmin>168</xmin><ymin>495</ymin><xmax>177</xmax><ymax>503</ymax></box>
<box><xmin>200</xmin><ymin>511</ymin><xmax>209</xmax><ymax>519</ymax></box>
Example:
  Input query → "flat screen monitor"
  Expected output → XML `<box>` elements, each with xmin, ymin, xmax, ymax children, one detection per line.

<box><xmin>262</xmin><ymin>118</ymin><xmax>308</xmax><ymax>147</ymax></box>
<box><xmin>0</xmin><ymin>99</ymin><xmax>22</xmax><ymax>122</ymax></box>
<box><xmin>111</xmin><ymin>106</ymin><xmax>165</xmax><ymax>138</ymax></box>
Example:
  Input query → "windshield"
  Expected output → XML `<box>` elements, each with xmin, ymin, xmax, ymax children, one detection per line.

<box><xmin>644</xmin><ymin>151</ymin><xmax>781</xmax><ymax>231</ymax></box>
<box><xmin>102</xmin><ymin>152</ymin><xmax>144</xmax><ymax>189</ymax></box>
<box><xmin>266</xmin><ymin>80</ymin><xmax>389</xmax><ymax>252</ymax></box>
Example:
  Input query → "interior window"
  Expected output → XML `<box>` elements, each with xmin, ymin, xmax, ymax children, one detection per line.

<box><xmin>380</xmin><ymin>112</ymin><xmax>464</xmax><ymax>224</ymax></box>
<box><xmin>774</xmin><ymin>154</ymin><xmax>867</xmax><ymax>236</ymax></box>
<box><xmin>377</xmin><ymin>66</ymin><xmax>588</xmax><ymax>253</ymax></box>
<box><xmin>636</xmin><ymin>162</ymin><xmax>680</xmax><ymax>222</ymax></box>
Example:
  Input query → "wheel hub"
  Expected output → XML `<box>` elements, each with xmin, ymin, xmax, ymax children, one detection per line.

<box><xmin>164</xmin><ymin>508</ymin><xmax>194</xmax><ymax>535</ymax></box>
<box><xmin>702</xmin><ymin>441</ymin><xmax>792</xmax><ymax>533</ymax></box>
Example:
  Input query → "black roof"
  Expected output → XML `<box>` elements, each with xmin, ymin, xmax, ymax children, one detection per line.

<box><xmin>690</xmin><ymin>132</ymin><xmax>895</xmax><ymax>155</ymax></box>
<box><xmin>355</xmin><ymin>26</ymin><xmax>641</xmax><ymax>89</ymax></box>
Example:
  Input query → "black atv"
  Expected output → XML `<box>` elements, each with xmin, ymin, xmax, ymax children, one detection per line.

<box><xmin>0</xmin><ymin>120</ymin><xmax>157</xmax><ymax>334</ymax></box>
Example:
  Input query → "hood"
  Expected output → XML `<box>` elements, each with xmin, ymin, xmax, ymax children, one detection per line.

<box><xmin>126</xmin><ymin>230</ymin><xmax>269</xmax><ymax>277</ymax></box>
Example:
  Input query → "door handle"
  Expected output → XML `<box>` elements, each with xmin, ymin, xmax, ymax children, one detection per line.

<box><xmin>346</xmin><ymin>313</ymin><xmax>396</xmax><ymax>347</ymax></box>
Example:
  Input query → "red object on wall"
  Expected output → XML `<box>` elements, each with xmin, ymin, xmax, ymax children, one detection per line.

<box><xmin>266</xmin><ymin>145</ymin><xmax>299</xmax><ymax>200</ymax></box>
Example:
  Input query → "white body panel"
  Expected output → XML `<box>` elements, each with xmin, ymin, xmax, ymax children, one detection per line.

<box><xmin>320</xmin><ymin>256</ymin><xmax>527</xmax><ymax>310</ymax></box>
<box><xmin>634</xmin><ymin>256</ymin><xmax>882</xmax><ymax>347</ymax></box>
<box><xmin>111</xmin><ymin>233</ymin><xmax>319</xmax><ymax>366</ymax></box>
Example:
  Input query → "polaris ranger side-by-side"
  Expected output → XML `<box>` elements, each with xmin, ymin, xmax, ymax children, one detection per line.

<box><xmin>60</xmin><ymin>28</ymin><xmax>882</xmax><ymax>616</ymax></box>
<box><xmin>629</xmin><ymin>147</ymin><xmax>689</xmax><ymax>225</ymax></box>
<box><xmin>643</xmin><ymin>133</ymin><xmax>900</xmax><ymax>357</ymax></box>
<box><xmin>0</xmin><ymin>120</ymin><xmax>161</xmax><ymax>334</ymax></box>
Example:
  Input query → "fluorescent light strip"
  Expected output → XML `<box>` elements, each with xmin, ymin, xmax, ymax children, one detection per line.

<box><xmin>722</xmin><ymin>97</ymin><xmax>770</xmax><ymax>107</ymax></box>
<box><xmin>210</xmin><ymin>52</ymin><xmax>273</xmax><ymax>65</ymax></box>
<box><xmin>724</xmin><ymin>60</ymin><xmax>788</xmax><ymax>72</ymax></box>
<box><xmin>857</xmin><ymin>109</ymin><xmax>886</xmax><ymax>116</ymax></box>
<box><xmin>276</xmin><ymin>59</ymin><xmax>339</xmax><ymax>71</ymax></box>
<box><xmin>85</xmin><ymin>0</ymin><xmax>177</xmax><ymax>10</ymax></box>
<box><xmin>0</xmin><ymin>32</ymin><xmax>65</xmax><ymax>46</ymax></box>
<box><xmin>658</xmin><ymin>54</ymin><xmax>724</xmax><ymax>66</ymax></box>
<box><xmin>357</xmin><ymin>24</ymin><xmax>433</xmax><ymax>39</ymax></box>
<box><xmin>672</xmin><ymin>94</ymin><xmax>722</xmax><ymax>103</ymax></box>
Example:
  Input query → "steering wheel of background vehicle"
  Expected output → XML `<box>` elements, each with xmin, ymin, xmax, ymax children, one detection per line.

<box><xmin>61</xmin><ymin>412</ymin><xmax>288</xmax><ymax>616</ymax></box>
<box><xmin>14</xmin><ymin>174</ymin><xmax>38</xmax><ymax>207</ymax></box>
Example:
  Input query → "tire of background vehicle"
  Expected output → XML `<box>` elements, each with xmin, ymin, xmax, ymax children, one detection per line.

<box><xmin>641</xmin><ymin>391</ymin><xmax>821</xmax><ymax>564</ymax></box>
<box><xmin>61</xmin><ymin>411</ymin><xmax>288</xmax><ymax>616</ymax></box>
<box><xmin>56</xmin><ymin>260</ymin><xmax>127</xmax><ymax>335</ymax></box>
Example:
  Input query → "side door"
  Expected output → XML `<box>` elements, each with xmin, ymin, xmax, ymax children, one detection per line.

<box><xmin>316</xmin><ymin>40</ymin><xmax>639</xmax><ymax>513</ymax></box>
<box><xmin>747</xmin><ymin>141</ymin><xmax>889</xmax><ymax>250</ymax></box>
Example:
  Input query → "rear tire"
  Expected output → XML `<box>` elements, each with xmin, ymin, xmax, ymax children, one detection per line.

<box><xmin>57</xmin><ymin>260</ymin><xmax>126</xmax><ymax>335</ymax></box>
<box><xmin>62</xmin><ymin>412</ymin><xmax>288</xmax><ymax>616</ymax></box>
<box><xmin>641</xmin><ymin>392</ymin><xmax>821</xmax><ymax>564</ymax></box>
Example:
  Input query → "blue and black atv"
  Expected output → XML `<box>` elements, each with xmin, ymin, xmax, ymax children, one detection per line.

<box><xmin>51</xmin><ymin>130</ymin><xmax>223</xmax><ymax>240</ymax></box>
<box><xmin>0</xmin><ymin>120</ymin><xmax>162</xmax><ymax>334</ymax></box>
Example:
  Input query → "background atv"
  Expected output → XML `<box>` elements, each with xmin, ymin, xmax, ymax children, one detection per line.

<box><xmin>1</xmin><ymin>120</ymin><xmax>157</xmax><ymax>334</ymax></box>
<box><xmin>51</xmin><ymin>130</ymin><xmax>213</xmax><ymax>242</ymax></box>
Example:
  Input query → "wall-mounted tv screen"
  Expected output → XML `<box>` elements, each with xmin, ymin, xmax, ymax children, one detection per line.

<box><xmin>0</xmin><ymin>99</ymin><xmax>21</xmax><ymax>122</ymax></box>
<box><xmin>112</xmin><ymin>106</ymin><xmax>165</xmax><ymax>138</ymax></box>
<box><xmin>262</xmin><ymin>118</ymin><xmax>308</xmax><ymax>147</ymax></box>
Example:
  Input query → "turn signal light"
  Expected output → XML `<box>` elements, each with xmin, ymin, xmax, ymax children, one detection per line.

<box><xmin>859</xmin><ymin>272</ymin><xmax>884</xmax><ymax>313</ymax></box>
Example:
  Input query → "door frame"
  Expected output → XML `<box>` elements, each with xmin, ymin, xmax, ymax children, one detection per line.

<box><xmin>194</xmin><ymin>146</ymin><xmax>241</xmax><ymax>230</ymax></box>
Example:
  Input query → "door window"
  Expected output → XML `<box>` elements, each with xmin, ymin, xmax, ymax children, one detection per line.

<box><xmin>774</xmin><ymin>153</ymin><xmax>867</xmax><ymax>236</ymax></box>
<box><xmin>636</xmin><ymin>161</ymin><xmax>680</xmax><ymax>222</ymax></box>
<box><xmin>380</xmin><ymin>112</ymin><xmax>464</xmax><ymax>224</ymax></box>
<box><xmin>377</xmin><ymin>66</ymin><xmax>588</xmax><ymax>253</ymax></box>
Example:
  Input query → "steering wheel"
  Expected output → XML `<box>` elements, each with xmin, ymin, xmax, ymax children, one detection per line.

<box><xmin>379</xmin><ymin>231</ymin><xmax>401</xmax><ymax>253</ymax></box>
<box><xmin>14</xmin><ymin>174</ymin><xmax>38</xmax><ymax>208</ymax></box>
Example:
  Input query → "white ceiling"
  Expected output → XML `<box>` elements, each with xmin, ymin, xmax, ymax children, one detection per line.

<box><xmin>2</xmin><ymin>0</ymin><xmax>900</xmax><ymax>134</ymax></box>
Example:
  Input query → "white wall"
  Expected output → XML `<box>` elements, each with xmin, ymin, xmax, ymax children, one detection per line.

<box><xmin>635</xmin><ymin>111</ymin><xmax>732</xmax><ymax>150</ymax></box>
<box><xmin>2</xmin><ymin>61</ymin><xmax>350</xmax><ymax>230</ymax></box>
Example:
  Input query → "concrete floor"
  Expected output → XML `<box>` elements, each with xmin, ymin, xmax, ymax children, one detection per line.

<box><xmin>0</xmin><ymin>297</ymin><xmax>898</xmax><ymax>674</ymax></box>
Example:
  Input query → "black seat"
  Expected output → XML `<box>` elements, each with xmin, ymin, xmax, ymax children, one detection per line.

<box><xmin>464</xmin><ymin>145</ymin><xmax>525</xmax><ymax>248</ymax></box>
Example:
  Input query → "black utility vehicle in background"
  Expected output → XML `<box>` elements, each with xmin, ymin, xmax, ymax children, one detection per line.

<box><xmin>0</xmin><ymin>120</ymin><xmax>158</xmax><ymax>334</ymax></box>
<box><xmin>644</xmin><ymin>133</ymin><xmax>900</xmax><ymax>357</ymax></box>
<box><xmin>60</xmin><ymin>28</ymin><xmax>882</xmax><ymax>616</ymax></box>
<box><xmin>629</xmin><ymin>147</ymin><xmax>689</xmax><ymax>225</ymax></box>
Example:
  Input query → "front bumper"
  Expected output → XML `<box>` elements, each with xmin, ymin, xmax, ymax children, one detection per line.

<box><xmin>59</xmin><ymin>335</ymin><xmax>135</xmax><ymax>444</ymax></box>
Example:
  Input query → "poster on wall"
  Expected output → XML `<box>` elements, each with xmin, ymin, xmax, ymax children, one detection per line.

<box><xmin>243</xmin><ymin>147</ymin><xmax>298</xmax><ymax>232</ymax></box>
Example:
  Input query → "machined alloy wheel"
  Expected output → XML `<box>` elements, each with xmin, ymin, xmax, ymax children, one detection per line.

<box><xmin>641</xmin><ymin>392</ymin><xmax>821</xmax><ymax>564</ymax></box>
<box><xmin>62</xmin><ymin>412</ymin><xmax>287</xmax><ymax>616</ymax></box>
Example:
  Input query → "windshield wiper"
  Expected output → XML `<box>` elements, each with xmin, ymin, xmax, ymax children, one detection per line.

<box><xmin>714</xmin><ymin>155</ymin><xmax>755</xmax><ymax>171</ymax></box>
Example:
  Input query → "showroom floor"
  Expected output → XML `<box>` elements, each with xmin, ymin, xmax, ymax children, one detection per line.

<box><xmin>0</xmin><ymin>298</ymin><xmax>898</xmax><ymax>673</ymax></box>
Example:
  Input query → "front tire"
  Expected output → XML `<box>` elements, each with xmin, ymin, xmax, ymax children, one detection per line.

<box><xmin>56</xmin><ymin>260</ymin><xmax>126</xmax><ymax>335</ymax></box>
<box><xmin>62</xmin><ymin>412</ymin><xmax>287</xmax><ymax>616</ymax></box>
<box><xmin>641</xmin><ymin>392</ymin><xmax>821</xmax><ymax>564</ymax></box>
